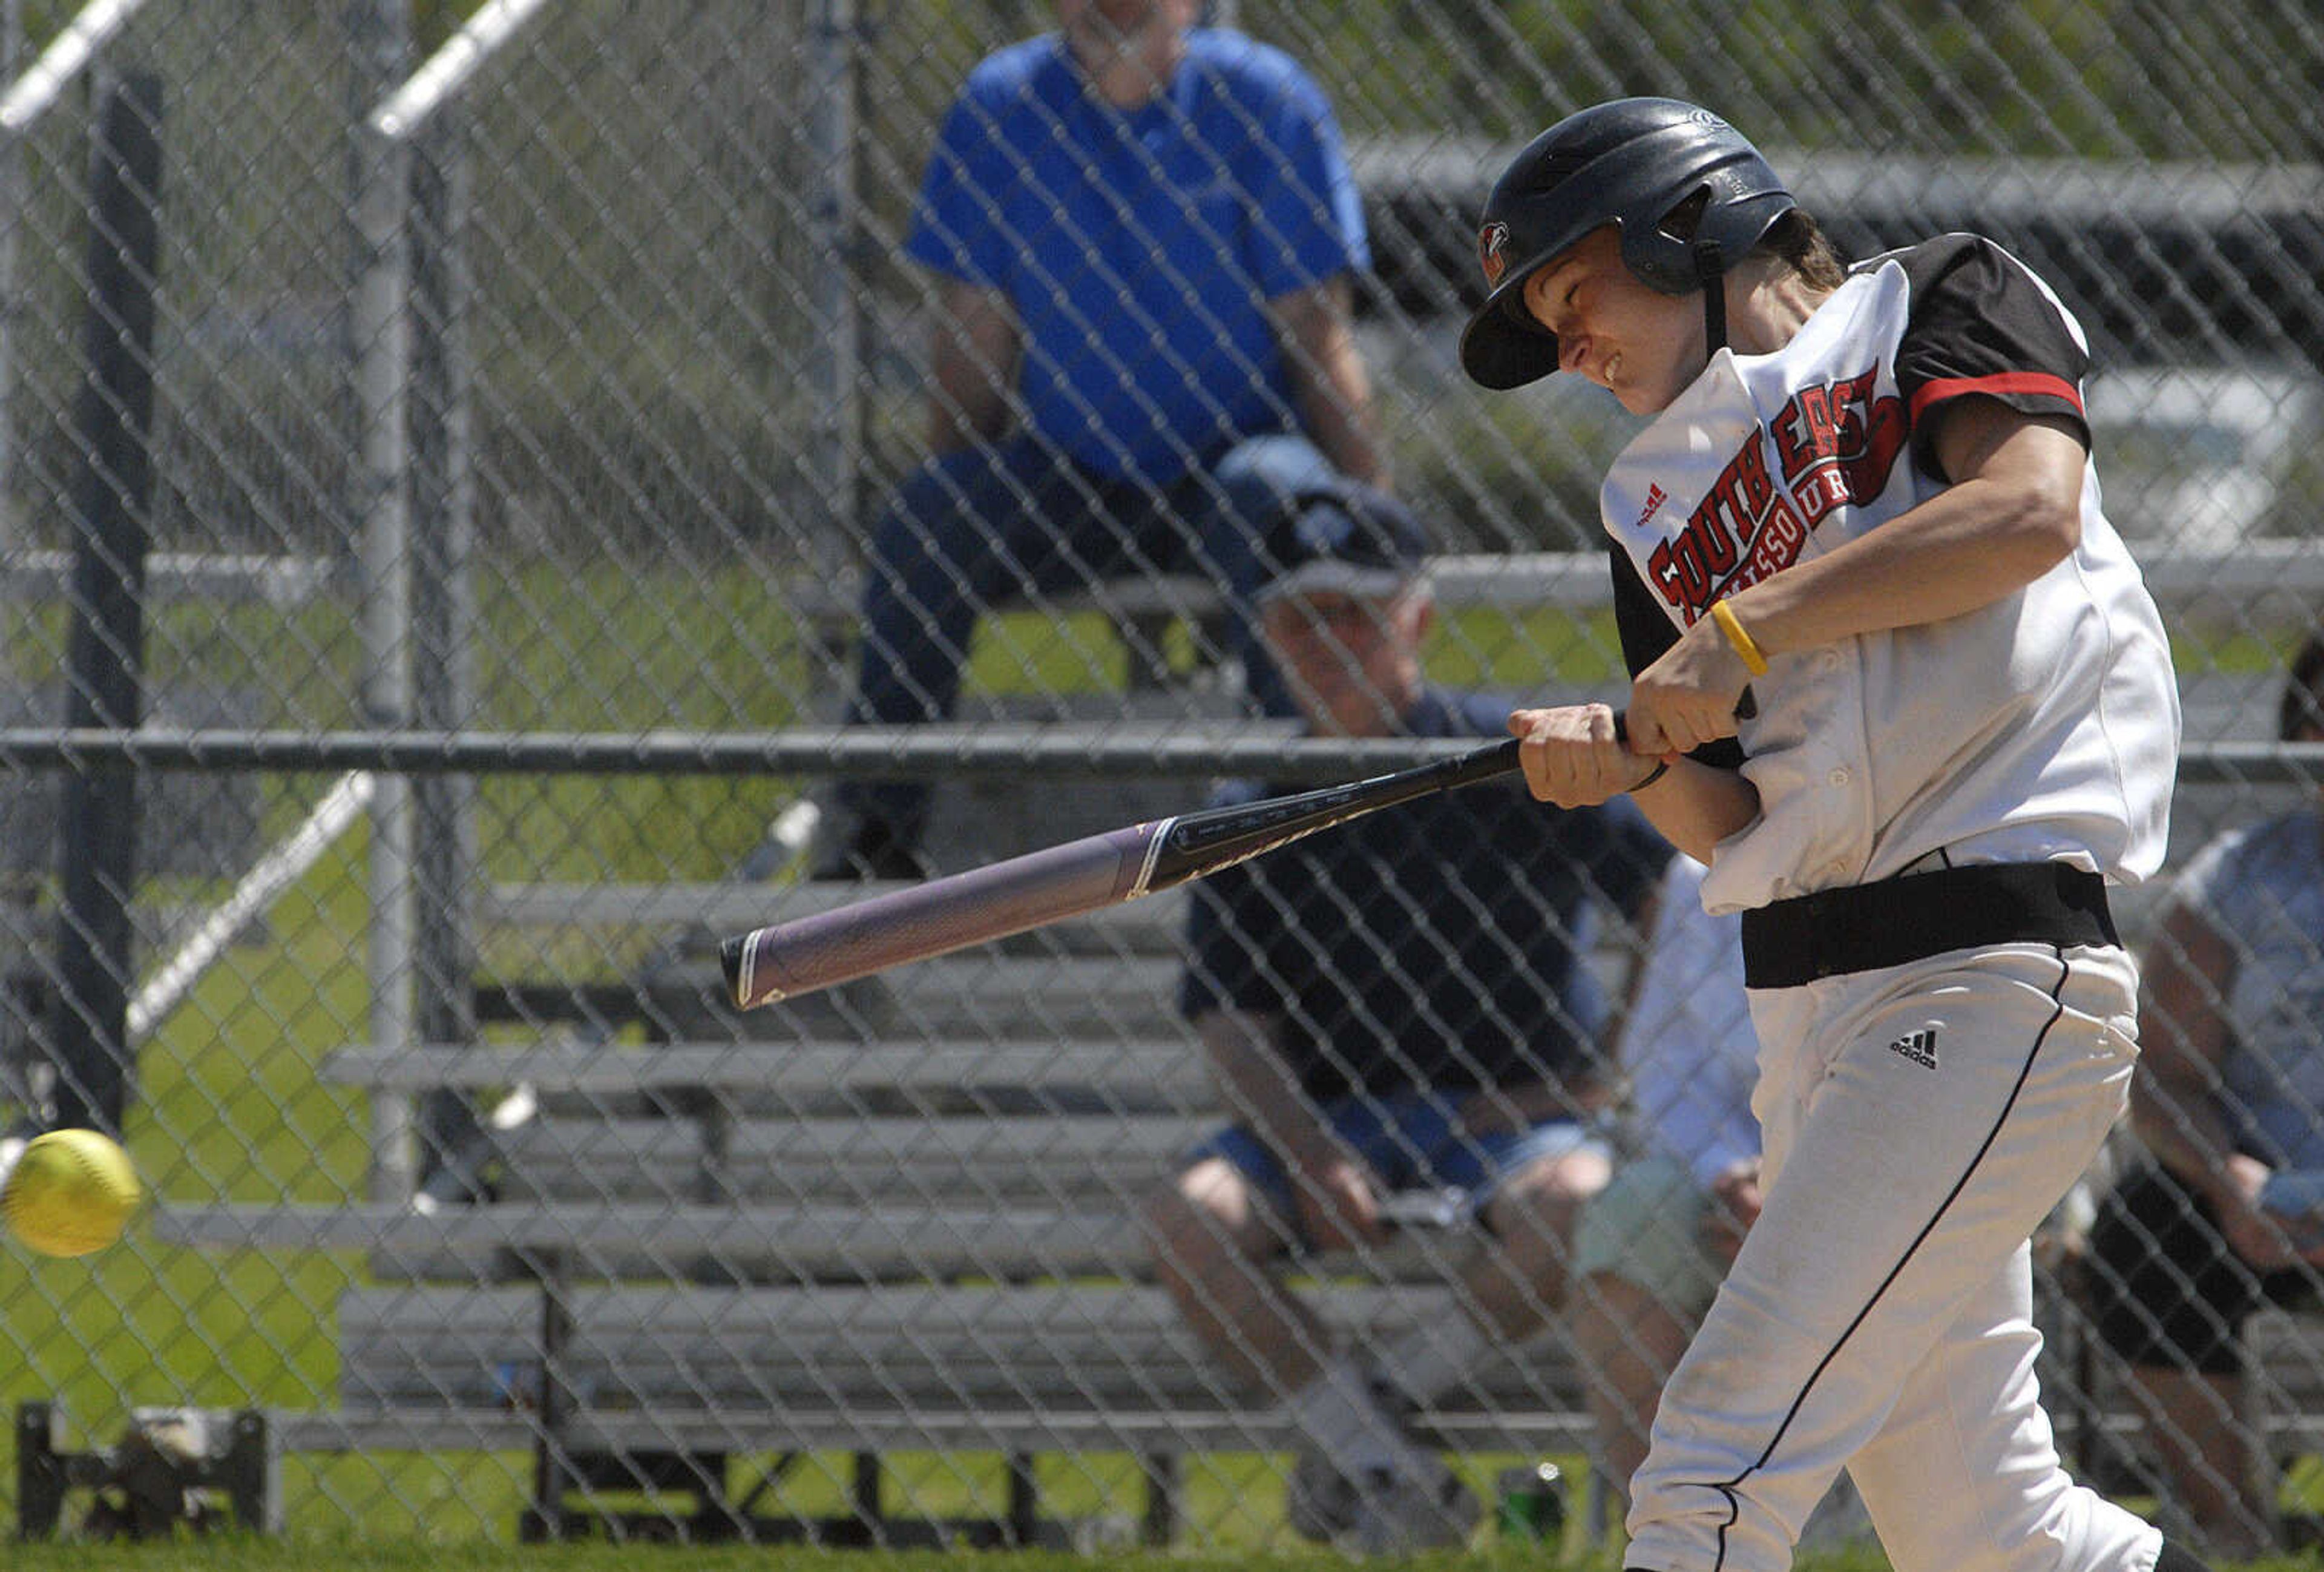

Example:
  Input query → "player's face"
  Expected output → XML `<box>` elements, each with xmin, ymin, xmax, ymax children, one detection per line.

<box><xmin>1262</xmin><ymin>589</ymin><xmax>1429</xmax><ymax>739</ymax></box>
<box><xmin>1521</xmin><ymin>226</ymin><xmax>1702</xmax><ymax>415</ymax></box>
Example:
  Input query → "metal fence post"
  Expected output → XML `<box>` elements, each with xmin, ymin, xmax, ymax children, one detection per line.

<box><xmin>349</xmin><ymin>0</ymin><xmax>417</xmax><ymax>1202</ymax></box>
<box><xmin>50</xmin><ymin>64</ymin><xmax>163</xmax><ymax>1137</ymax></box>
<box><xmin>409</xmin><ymin>102</ymin><xmax>482</xmax><ymax>1199</ymax></box>
<box><xmin>805</xmin><ymin>0</ymin><xmax>863</xmax><ymax>592</ymax></box>
<box><xmin>0</xmin><ymin>0</ymin><xmax>22</xmax><ymax>553</ymax></box>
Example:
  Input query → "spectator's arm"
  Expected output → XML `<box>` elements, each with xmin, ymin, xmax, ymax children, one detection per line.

<box><xmin>925</xmin><ymin>276</ymin><xmax>1019</xmax><ymax>455</ymax></box>
<box><xmin>1270</xmin><ymin>275</ymin><xmax>1388</xmax><ymax>488</ymax></box>
<box><xmin>1598</xmin><ymin>873</ymin><xmax>1666</xmax><ymax>1091</ymax></box>
<box><xmin>1702</xmin><ymin>1156</ymin><xmax>1763</xmax><ymax>1268</ymax></box>
<box><xmin>1612</xmin><ymin>884</ymin><xmax>1664</xmax><ymax>1014</ymax></box>
<box><xmin>1195</xmin><ymin>1007</ymin><xmax>1384</xmax><ymax>1248</ymax></box>
<box><xmin>2129</xmin><ymin>899</ymin><xmax>2285</xmax><ymax>1254</ymax></box>
<box><xmin>1197</xmin><ymin>1007</ymin><xmax>1334</xmax><ymax>1169</ymax></box>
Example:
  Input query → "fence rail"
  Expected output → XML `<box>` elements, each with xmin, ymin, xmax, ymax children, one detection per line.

<box><xmin>0</xmin><ymin>726</ymin><xmax>2317</xmax><ymax>785</ymax></box>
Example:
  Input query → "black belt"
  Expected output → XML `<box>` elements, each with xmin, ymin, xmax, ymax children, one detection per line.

<box><xmin>1739</xmin><ymin>862</ymin><xmax>2119</xmax><ymax>990</ymax></box>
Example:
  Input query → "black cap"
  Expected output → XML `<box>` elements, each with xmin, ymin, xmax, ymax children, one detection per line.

<box><xmin>1261</xmin><ymin>480</ymin><xmax>1428</xmax><ymax>603</ymax></box>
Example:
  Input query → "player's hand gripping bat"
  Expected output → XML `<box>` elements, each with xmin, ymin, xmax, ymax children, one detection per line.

<box><xmin>717</xmin><ymin>701</ymin><xmax>1739</xmax><ymax>1010</ymax></box>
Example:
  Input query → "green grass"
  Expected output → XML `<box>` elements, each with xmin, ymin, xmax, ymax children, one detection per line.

<box><xmin>8</xmin><ymin>1528</ymin><xmax>2315</xmax><ymax>1572</ymax></box>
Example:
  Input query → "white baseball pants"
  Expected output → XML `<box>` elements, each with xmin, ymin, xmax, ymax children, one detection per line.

<box><xmin>1623</xmin><ymin>941</ymin><xmax>2164</xmax><ymax>1572</ymax></box>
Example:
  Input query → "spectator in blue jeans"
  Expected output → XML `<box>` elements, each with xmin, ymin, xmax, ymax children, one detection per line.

<box><xmin>813</xmin><ymin>0</ymin><xmax>1389</xmax><ymax>878</ymax></box>
<box><xmin>1141</xmin><ymin>492</ymin><xmax>1671</xmax><ymax>1553</ymax></box>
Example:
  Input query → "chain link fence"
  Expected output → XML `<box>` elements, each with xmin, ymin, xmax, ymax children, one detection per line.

<box><xmin>0</xmin><ymin>0</ymin><xmax>2320</xmax><ymax>1549</ymax></box>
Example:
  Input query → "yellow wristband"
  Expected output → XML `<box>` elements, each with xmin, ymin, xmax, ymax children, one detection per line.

<box><xmin>1710</xmin><ymin>600</ymin><xmax>1770</xmax><ymax>676</ymax></box>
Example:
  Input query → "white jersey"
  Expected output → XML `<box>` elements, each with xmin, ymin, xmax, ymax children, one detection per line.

<box><xmin>1598</xmin><ymin>234</ymin><xmax>2179</xmax><ymax>915</ymax></box>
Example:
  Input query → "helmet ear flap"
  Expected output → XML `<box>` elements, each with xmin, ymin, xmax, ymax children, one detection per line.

<box><xmin>1655</xmin><ymin>188</ymin><xmax>1711</xmax><ymax>247</ymax></box>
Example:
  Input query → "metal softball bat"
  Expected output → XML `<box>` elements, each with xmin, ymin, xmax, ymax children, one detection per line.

<box><xmin>712</xmin><ymin>701</ymin><xmax>1733</xmax><ymax>1011</ymax></box>
<box><xmin>719</xmin><ymin>735</ymin><xmax>1534</xmax><ymax>1010</ymax></box>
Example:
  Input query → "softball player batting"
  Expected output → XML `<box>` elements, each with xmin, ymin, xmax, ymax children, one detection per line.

<box><xmin>1466</xmin><ymin>100</ymin><xmax>2199</xmax><ymax>1572</ymax></box>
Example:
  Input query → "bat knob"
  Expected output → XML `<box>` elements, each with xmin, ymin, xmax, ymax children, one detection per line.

<box><xmin>717</xmin><ymin>935</ymin><xmax>746</xmax><ymax>996</ymax></box>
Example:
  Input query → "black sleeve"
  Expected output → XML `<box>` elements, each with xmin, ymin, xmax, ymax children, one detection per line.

<box><xmin>1611</xmin><ymin>534</ymin><xmax>1678</xmax><ymax>677</ymax></box>
<box><xmin>1886</xmin><ymin>233</ymin><xmax>2091</xmax><ymax>479</ymax></box>
<box><xmin>1606</xmin><ymin>541</ymin><xmax>1746</xmax><ymax>771</ymax></box>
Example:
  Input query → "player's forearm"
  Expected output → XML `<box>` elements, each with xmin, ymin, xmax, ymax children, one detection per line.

<box><xmin>1720</xmin><ymin>495</ymin><xmax>2067</xmax><ymax>659</ymax></box>
<box><xmin>1273</xmin><ymin>278</ymin><xmax>1388</xmax><ymax>486</ymax></box>
<box><xmin>1507</xmin><ymin>703</ymin><xmax>1756</xmax><ymax>853</ymax></box>
<box><xmin>1629</xmin><ymin>759</ymin><xmax>1759</xmax><ymax>866</ymax></box>
<box><xmin>1713</xmin><ymin>416</ymin><xmax>2084</xmax><ymax>662</ymax></box>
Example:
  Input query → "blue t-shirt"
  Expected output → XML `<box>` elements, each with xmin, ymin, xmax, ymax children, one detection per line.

<box><xmin>904</xmin><ymin>28</ymin><xmax>1368</xmax><ymax>485</ymax></box>
<box><xmin>1178</xmin><ymin>689</ymin><xmax>1674</xmax><ymax>1101</ymax></box>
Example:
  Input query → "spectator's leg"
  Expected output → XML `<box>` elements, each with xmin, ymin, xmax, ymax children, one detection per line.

<box><xmin>2120</xmin><ymin>1363</ymin><xmax>2271</xmax><ymax>1559</ymax></box>
<box><xmin>1140</xmin><ymin>1153</ymin><xmax>1324</xmax><ymax>1395</ymax></box>
<box><xmin>1564</xmin><ymin>1156</ymin><xmax>1726</xmax><ymax>1519</ymax></box>
<box><xmin>994</xmin><ymin>468</ymin><xmax>1181</xmax><ymax>694</ymax></box>
<box><xmin>1174</xmin><ymin>435</ymin><xmax>1338</xmax><ymax>717</ymax></box>
<box><xmin>1459</xmin><ymin>1131</ymin><xmax>1610</xmax><ymax>1343</ymax></box>
<box><xmin>833</xmin><ymin>442</ymin><xmax>1108</xmax><ymax>865</ymax></box>
<box><xmin>2084</xmin><ymin>1163</ymin><xmax>2280</xmax><ymax>1557</ymax></box>
<box><xmin>1569</xmin><ymin>1268</ymin><xmax>1693</xmax><ymax>1521</ymax></box>
<box><xmin>1362</xmin><ymin>1105</ymin><xmax>1610</xmax><ymax>1415</ymax></box>
<box><xmin>1160</xmin><ymin>1099</ymin><xmax>1477</xmax><ymax>1548</ymax></box>
<box><xmin>833</xmin><ymin>452</ymin><xmax>1000</xmax><ymax>863</ymax></box>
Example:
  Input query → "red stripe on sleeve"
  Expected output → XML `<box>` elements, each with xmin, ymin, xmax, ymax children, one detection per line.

<box><xmin>1909</xmin><ymin>371</ymin><xmax>2084</xmax><ymax>420</ymax></box>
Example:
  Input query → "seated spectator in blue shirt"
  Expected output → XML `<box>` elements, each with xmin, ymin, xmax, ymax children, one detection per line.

<box><xmin>2083</xmin><ymin>631</ymin><xmax>2324</xmax><ymax>1560</ymax></box>
<box><xmin>1139</xmin><ymin>487</ymin><xmax>1672</xmax><ymax>1553</ymax></box>
<box><xmin>813</xmin><ymin>0</ymin><xmax>1389</xmax><ymax>878</ymax></box>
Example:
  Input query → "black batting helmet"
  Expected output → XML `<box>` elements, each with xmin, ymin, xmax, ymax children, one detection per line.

<box><xmin>1459</xmin><ymin>98</ymin><xmax>1796</xmax><ymax>390</ymax></box>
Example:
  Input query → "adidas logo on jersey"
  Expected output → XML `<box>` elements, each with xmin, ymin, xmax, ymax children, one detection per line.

<box><xmin>1887</xmin><ymin>1028</ymin><xmax>1938</xmax><ymax>1070</ymax></box>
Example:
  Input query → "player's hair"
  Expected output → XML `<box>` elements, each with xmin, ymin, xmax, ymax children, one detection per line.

<box><xmin>1758</xmin><ymin>210</ymin><xmax>1847</xmax><ymax>290</ymax></box>
<box><xmin>2282</xmin><ymin>630</ymin><xmax>2324</xmax><ymax>742</ymax></box>
<box><xmin>1664</xmin><ymin>197</ymin><xmax>1845</xmax><ymax>292</ymax></box>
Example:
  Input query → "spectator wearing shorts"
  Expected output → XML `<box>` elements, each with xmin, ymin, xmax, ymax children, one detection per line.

<box><xmin>1140</xmin><ymin>490</ymin><xmax>1671</xmax><ymax>1554</ymax></box>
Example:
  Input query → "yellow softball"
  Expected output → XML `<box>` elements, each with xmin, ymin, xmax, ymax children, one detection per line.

<box><xmin>2</xmin><ymin>1129</ymin><xmax>142</xmax><ymax>1257</ymax></box>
